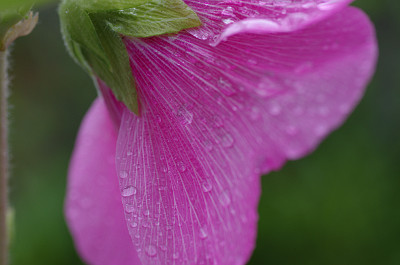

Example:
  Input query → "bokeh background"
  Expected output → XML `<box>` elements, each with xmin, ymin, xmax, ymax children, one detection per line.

<box><xmin>7</xmin><ymin>1</ymin><xmax>400</xmax><ymax>264</ymax></box>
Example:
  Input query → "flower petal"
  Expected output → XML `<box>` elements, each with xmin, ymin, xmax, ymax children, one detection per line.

<box><xmin>184</xmin><ymin>0</ymin><xmax>353</xmax><ymax>43</ymax></box>
<box><xmin>113</xmin><ymin>6</ymin><xmax>377</xmax><ymax>265</ymax></box>
<box><xmin>116</xmin><ymin>104</ymin><xmax>260</xmax><ymax>265</ymax></box>
<box><xmin>65</xmin><ymin>99</ymin><xmax>141</xmax><ymax>265</ymax></box>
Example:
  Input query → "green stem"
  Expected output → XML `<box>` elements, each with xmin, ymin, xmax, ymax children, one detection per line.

<box><xmin>0</xmin><ymin>50</ymin><xmax>9</xmax><ymax>265</ymax></box>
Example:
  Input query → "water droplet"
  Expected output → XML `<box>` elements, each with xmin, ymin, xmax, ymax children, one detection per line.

<box><xmin>130</xmin><ymin>222</ymin><xmax>138</xmax><ymax>228</ymax></box>
<box><xmin>249</xmin><ymin>107</ymin><xmax>261</xmax><ymax>121</ymax></box>
<box><xmin>177</xmin><ymin>106</ymin><xmax>193</xmax><ymax>126</ymax></box>
<box><xmin>201</xmin><ymin>180</ymin><xmax>213</xmax><ymax>193</ymax></box>
<box><xmin>119</xmin><ymin>170</ymin><xmax>128</xmax><ymax>179</ymax></box>
<box><xmin>203</xmin><ymin>140</ymin><xmax>213</xmax><ymax>151</ymax></box>
<box><xmin>255</xmin><ymin>78</ymin><xmax>282</xmax><ymax>97</ymax></box>
<box><xmin>213</xmin><ymin>115</ymin><xmax>224</xmax><ymax>128</ymax></box>
<box><xmin>269</xmin><ymin>103</ymin><xmax>281</xmax><ymax>116</ymax></box>
<box><xmin>241</xmin><ymin>6</ymin><xmax>259</xmax><ymax>17</ymax></box>
<box><xmin>219</xmin><ymin>191</ymin><xmax>231</xmax><ymax>207</ymax></box>
<box><xmin>125</xmin><ymin>204</ymin><xmax>136</xmax><ymax>213</ymax></box>
<box><xmin>301</xmin><ymin>2</ymin><xmax>316</xmax><ymax>9</ymax></box>
<box><xmin>315</xmin><ymin>124</ymin><xmax>328</xmax><ymax>136</ymax></box>
<box><xmin>143</xmin><ymin>209</ymin><xmax>150</xmax><ymax>216</ymax></box>
<box><xmin>177</xmin><ymin>161</ymin><xmax>186</xmax><ymax>172</ymax></box>
<box><xmin>204</xmin><ymin>72</ymin><xmax>212</xmax><ymax>80</ymax></box>
<box><xmin>146</xmin><ymin>245</ymin><xmax>157</xmax><ymax>257</ymax></box>
<box><xmin>160</xmin><ymin>245</ymin><xmax>167</xmax><ymax>252</ymax></box>
<box><xmin>286</xmin><ymin>126</ymin><xmax>298</xmax><ymax>136</ymax></box>
<box><xmin>223</xmin><ymin>18</ymin><xmax>235</xmax><ymax>24</ymax></box>
<box><xmin>199</xmin><ymin>227</ymin><xmax>208</xmax><ymax>239</ymax></box>
<box><xmin>221</xmin><ymin>133</ymin><xmax>234</xmax><ymax>148</ymax></box>
<box><xmin>122</xmin><ymin>186</ymin><xmax>137</xmax><ymax>197</ymax></box>
<box><xmin>318</xmin><ymin>106</ymin><xmax>329</xmax><ymax>116</ymax></box>
<box><xmin>248</xmin><ymin>58</ymin><xmax>258</xmax><ymax>65</ymax></box>
<box><xmin>339</xmin><ymin>103</ymin><xmax>350</xmax><ymax>113</ymax></box>
<box><xmin>318</xmin><ymin>2</ymin><xmax>337</xmax><ymax>10</ymax></box>
<box><xmin>218</xmin><ymin>78</ymin><xmax>236</xmax><ymax>96</ymax></box>
<box><xmin>294</xmin><ymin>62</ymin><xmax>313</xmax><ymax>74</ymax></box>
<box><xmin>221</xmin><ymin>6</ymin><xmax>235</xmax><ymax>17</ymax></box>
<box><xmin>194</xmin><ymin>61</ymin><xmax>204</xmax><ymax>69</ymax></box>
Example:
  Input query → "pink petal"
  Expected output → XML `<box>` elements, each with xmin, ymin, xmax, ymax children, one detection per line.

<box><xmin>65</xmin><ymin>99</ymin><xmax>141</xmax><ymax>265</ymax></box>
<box><xmin>112</xmin><ymin>6</ymin><xmax>377</xmax><ymax>265</ymax></box>
<box><xmin>184</xmin><ymin>0</ymin><xmax>353</xmax><ymax>44</ymax></box>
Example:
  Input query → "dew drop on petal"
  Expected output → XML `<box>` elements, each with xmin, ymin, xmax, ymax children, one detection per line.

<box><xmin>146</xmin><ymin>245</ymin><xmax>157</xmax><ymax>257</ymax></box>
<box><xmin>221</xmin><ymin>6</ymin><xmax>234</xmax><ymax>17</ymax></box>
<box><xmin>255</xmin><ymin>77</ymin><xmax>282</xmax><ymax>97</ymax></box>
<box><xmin>318</xmin><ymin>1</ymin><xmax>337</xmax><ymax>10</ymax></box>
<box><xmin>250</xmin><ymin>106</ymin><xmax>261</xmax><ymax>121</ymax></box>
<box><xmin>199</xmin><ymin>227</ymin><xmax>208</xmax><ymax>239</ymax></box>
<box><xmin>119</xmin><ymin>170</ymin><xmax>128</xmax><ymax>179</ymax></box>
<box><xmin>269</xmin><ymin>103</ymin><xmax>281</xmax><ymax>116</ymax></box>
<box><xmin>122</xmin><ymin>186</ymin><xmax>137</xmax><ymax>197</ymax></box>
<box><xmin>315</xmin><ymin>124</ymin><xmax>328</xmax><ymax>136</ymax></box>
<box><xmin>218</xmin><ymin>77</ymin><xmax>236</xmax><ymax>96</ymax></box>
<box><xmin>202</xmin><ymin>180</ymin><xmax>213</xmax><ymax>193</ymax></box>
<box><xmin>177</xmin><ymin>106</ymin><xmax>193</xmax><ymax>126</ymax></box>
<box><xmin>221</xmin><ymin>133</ymin><xmax>234</xmax><ymax>148</ymax></box>
<box><xmin>223</xmin><ymin>18</ymin><xmax>235</xmax><ymax>24</ymax></box>
<box><xmin>219</xmin><ymin>191</ymin><xmax>231</xmax><ymax>207</ymax></box>
<box><xmin>125</xmin><ymin>204</ymin><xmax>136</xmax><ymax>213</ymax></box>
<box><xmin>213</xmin><ymin>115</ymin><xmax>224</xmax><ymax>128</ymax></box>
<box><xmin>248</xmin><ymin>58</ymin><xmax>258</xmax><ymax>65</ymax></box>
<box><xmin>203</xmin><ymin>140</ymin><xmax>213</xmax><ymax>152</ymax></box>
<box><xmin>177</xmin><ymin>161</ymin><xmax>187</xmax><ymax>172</ymax></box>
<box><xmin>294</xmin><ymin>61</ymin><xmax>313</xmax><ymax>74</ymax></box>
<box><xmin>286</xmin><ymin>125</ymin><xmax>298</xmax><ymax>136</ymax></box>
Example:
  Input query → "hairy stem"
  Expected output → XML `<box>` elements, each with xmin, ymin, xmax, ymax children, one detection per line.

<box><xmin>0</xmin><ymin>50</ymin><xmax>9</xmax><ymax>265</ymax></box>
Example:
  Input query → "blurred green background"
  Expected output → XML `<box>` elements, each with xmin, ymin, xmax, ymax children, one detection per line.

<box><xmin>7</xmin><ymin>1</ymin><xmax>400</xmax><ymax>264</ymax></box>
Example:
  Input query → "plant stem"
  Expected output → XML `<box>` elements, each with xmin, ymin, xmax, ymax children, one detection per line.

<box><xmin>0</xmin><ymin>50</ymin><xmax>9</xmax><ymax>265</ymax></box>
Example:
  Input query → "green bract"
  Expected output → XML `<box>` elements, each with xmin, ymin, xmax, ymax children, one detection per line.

<box><xmin>59</xmin><ymin>0</ymin><xmax>201</xmax><ymax>114</ymax></box>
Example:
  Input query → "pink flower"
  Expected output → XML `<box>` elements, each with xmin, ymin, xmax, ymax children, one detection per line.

<box><xmin>65</xmin><ymin>1</ymin><xmax>377</xmax><ymax>264</ymax></box>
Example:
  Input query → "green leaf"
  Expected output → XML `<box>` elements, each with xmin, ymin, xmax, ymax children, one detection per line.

<box><xmin>59</xmin><ymin>0</ymin><xmax>201</xmax><ymax>115</ymax></box>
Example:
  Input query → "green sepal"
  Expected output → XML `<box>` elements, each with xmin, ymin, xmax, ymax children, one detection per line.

<box><xmin>0</xmin><ymin>4</ymin><xmax>37</xmax><ymax>50</ymax></box>
<box><xmin>0</xmin><ymin>0</ymin><xmax>57</xmax><ymax>10</ymax></box>
<box><xmin>59</xmin><ymin>0</ymin><xmax>201</xmax><ymax>114</ymax></box>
